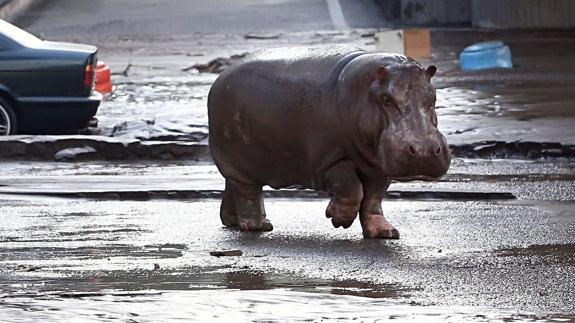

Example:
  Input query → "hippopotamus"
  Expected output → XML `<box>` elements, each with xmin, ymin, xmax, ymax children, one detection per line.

<box><xmin>207</xmin><ymin>45</ymin><xmax>450</xmax><ymax>239</ymax></box>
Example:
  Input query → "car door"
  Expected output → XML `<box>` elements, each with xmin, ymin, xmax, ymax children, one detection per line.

<box><xmin>0</xmin><ymin>33</ymin><xmax>31</xmax><ymax>98</ymax></box>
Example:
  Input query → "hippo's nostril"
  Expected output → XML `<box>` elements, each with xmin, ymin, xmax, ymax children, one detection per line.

<box><xmin>408</xmin><ymin>145</ymin><xmax>417</xmax><ymax>156</ymax></box>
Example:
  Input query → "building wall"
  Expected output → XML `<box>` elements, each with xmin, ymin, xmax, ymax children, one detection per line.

<box><xmin>376</xmin><ymin>0</ymin><xmax>575</xmax><ymax>29</ymax></box>
<box><xmin>400</xmin><ymin>0</ymin><xmax>470</xmax><ymax>25</ymax></box>
<box><xmin>472</xmin><ymin>0</ymin><xmax>575</xmax><ymax>28</ymax></box>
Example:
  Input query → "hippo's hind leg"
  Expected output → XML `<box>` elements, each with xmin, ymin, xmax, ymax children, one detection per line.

<box><xmin>359</xmin><ymin>176</ymin><xmax>399</xmax><ymax>239</ymax></box>
<box><xmin>227</xmin><ymin>179</ymin><xmax>273</xmax><ymax>232</ymax></box>
<box><xmin>324</xmin><ymin>161</ymin><xmax>363</xmax><ymax>229</ymax></box>
<box><xmin>220</xmin><ymin>180</ymin><xmax>239</xmax><ymax>228</ymax></box>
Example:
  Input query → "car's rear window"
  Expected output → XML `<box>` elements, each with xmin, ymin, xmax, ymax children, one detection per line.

<box><xmin>0</xmin><ymin>19</ymin><xmax>42</xmax><ymax>47</ymax></box>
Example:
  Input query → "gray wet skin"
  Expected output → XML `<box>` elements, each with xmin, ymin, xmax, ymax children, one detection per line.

<box><xmin>208</xmin><ymin>45</ymin><xmax>450</xmax><ymax>238</ymax></box>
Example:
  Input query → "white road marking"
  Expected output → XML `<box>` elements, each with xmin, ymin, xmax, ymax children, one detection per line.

<box><xmin>326</xmin><ymin>0</ymin><xmax>349</xmax><ymax>30</ymax></box>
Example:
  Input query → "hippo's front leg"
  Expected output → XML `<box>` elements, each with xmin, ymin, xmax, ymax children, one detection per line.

<box><xmin>359</xmin><ymin>176</ymin><xmax>399</xmax><ymax>239</ymax></box>
<box><xmin>324</xmin><ymin>161</ymin><xmax>363</xmax><ymax>229</ymax></box>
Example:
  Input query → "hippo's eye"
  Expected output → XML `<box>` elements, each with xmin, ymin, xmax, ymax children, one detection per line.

<box><xmin>380</xmin><ymin>94</ymin><xmax>401</xmax><ymax>114</ymax></box>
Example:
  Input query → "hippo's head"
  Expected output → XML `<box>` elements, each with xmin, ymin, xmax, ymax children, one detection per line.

<box><xmin>359</xmin><ymin>61</ymin><xmax>450</xmax><ymax>180</ymax></box>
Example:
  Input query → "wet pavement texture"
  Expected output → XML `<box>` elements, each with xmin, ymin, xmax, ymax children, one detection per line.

<box><xmin>0</xmin><ymin>158</ymin><xmax>574</xmax><ymax>321</ymax></box>
<box><xmin>1</xmin><ymin>1</ymin><xmax>575</xmax><ymax>321</ymax></box>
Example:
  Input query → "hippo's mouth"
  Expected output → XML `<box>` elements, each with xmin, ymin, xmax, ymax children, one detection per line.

<box><xmin>391</xmin><ymin>175</ymin><xmax>443</xmax><ymax>182</ymax></box>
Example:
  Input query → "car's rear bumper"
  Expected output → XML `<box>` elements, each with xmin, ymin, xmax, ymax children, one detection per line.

<box><xmin>17</xmin><ymin>93</ymin><xmax>102</xmax><ymax>134</ymax></box>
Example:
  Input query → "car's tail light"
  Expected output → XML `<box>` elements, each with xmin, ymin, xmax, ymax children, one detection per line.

<box><xmin>84</xmin><ymin>58</ymin><xmax>96</xmax><ymax>90</ymax></box>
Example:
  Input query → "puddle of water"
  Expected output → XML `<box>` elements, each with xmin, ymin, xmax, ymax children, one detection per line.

<box><xmin>437</xmin><ymin>83</ymin><xmax>575</xmax><ymax>121</ymax></box>
<box><xmin>1</xmin><ymin>289</ymin><xmax>571</xmax><ymax>323</ymax></box>
<box><xmin>436</xmin><ymin>83</ymin><xmax>575</xmax><ymax>145</ymax></box>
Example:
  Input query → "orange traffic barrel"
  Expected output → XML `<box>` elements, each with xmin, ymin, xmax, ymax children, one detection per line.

<box><xmin>95</xmin><ymin>61</ymin><xmax>113</xmax><ymax>94</ymax></box>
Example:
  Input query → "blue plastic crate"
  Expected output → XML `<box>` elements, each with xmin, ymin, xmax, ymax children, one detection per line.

<box><xmin>460</xmin><ymin>41</ymin><xmax>513</xmax><ymax>71</ymax></box>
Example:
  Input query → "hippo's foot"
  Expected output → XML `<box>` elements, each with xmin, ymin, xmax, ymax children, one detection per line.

<box><xmin>360</xmin><ymin>214</ymin><xmax>399</xmax><ymax>239</ymax></box>
<box><xmin>238</xmin><ymin>218</ymin><xmax>274</xmax><ymax>232</ymax></box>
<box><xmin>221</xmin><ymin>211</ymin><xmax>238</xmax><ymax>228</ymax></box>
<box><xmin>326</xmin><ymin>200</ymin><xmax>359</xmax><ymax>229</ymax></box>
<box><xmin>222</xmin><ymin>179</ymin><xmax>273</xmax><ymax>232</ymax></box>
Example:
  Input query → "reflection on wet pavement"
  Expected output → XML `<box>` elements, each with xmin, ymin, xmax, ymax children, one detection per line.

<box><xmin>436</xmin><ymin>83</ymin><xmax>575</xmax><ymax>146</ymax></box>
<box><xmin>2</xmin><ymin>289</ymin><xmax>574</xmax><ymax>322</ymax></box>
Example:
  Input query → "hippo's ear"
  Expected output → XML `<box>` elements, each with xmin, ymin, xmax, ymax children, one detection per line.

<box><xmin>425</xmin><ymin>65</ymin><xmax>437</xmax><ymax>79</ymax></box>
<box><xmin>374</xmin><ymin>66</ymin><xmax>389</xmax><ymax>81</ymax></box>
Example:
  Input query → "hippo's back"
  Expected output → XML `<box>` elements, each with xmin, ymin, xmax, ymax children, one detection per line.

<box><xmin>208</xmin><ymin>45</ymin><xmax>365</xmax><ymax>188</ymax></box>
<box><xmin>232</xmin><ymin>45</ymin><xmax>363</xmax><ymax>85</ymax></box>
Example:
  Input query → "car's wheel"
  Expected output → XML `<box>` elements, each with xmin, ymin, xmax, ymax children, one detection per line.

<box><xmin>0</xmin><ymin>97</ymin><xmax>17</xmax><ymax>135</ymax></box>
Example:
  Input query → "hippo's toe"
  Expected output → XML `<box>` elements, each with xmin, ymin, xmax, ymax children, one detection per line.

<box><xmin>326</xmin><ymin>200</ymin><xmax>359</xmax><ymax>229</ymax></box>
<box><xmin>361</xmin><ymin>214</ymin><xmax>400</xmax><ymax>239</ymax></box>
<box><xmin>331</xmin><ymin>217</ymin><xmax>354</xmax><ymax>229</ymax></box>
<box><xmin>260</xmin><ymin>219</ymin><xmax>274</xmax><ymax>231</ymax></box>
<box><xmin>239</xmin><ymin>218</ymin><xmax>274</xmax><ymax>232</ymax></box>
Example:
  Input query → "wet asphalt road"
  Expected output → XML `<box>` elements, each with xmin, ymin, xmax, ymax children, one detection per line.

<box><xmin>0</xmin><ymin>159</ymin><xmax>574</xmax><ymax>321</ymax></box>
<box><xmin>17</xmin><ymin>0</ymin><xmax>388</xmax><ymax>36</ymax></box>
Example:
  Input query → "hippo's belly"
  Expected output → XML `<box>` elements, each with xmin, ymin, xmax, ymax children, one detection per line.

<box><xmin>208</xmin><ymin>46</ymin><xmax>361</xmax><ymax>188</ymax></box>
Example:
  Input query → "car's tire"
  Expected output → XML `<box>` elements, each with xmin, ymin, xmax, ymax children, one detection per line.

<box><xmin>0</xmin><ymin>97</ymin><xmax>17</xmax><ymax>135</ymax></box>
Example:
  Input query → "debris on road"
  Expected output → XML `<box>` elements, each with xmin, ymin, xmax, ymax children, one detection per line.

<box><xmin>111</xmin><ymin>63</ymin><xmax>132</xmax><ymax>77</ymax></box>
<box><xmin>375</xmin><ymin>29</ymin><xmax>432</xmax><ymax>59</ymax></box>
<box><xmin>183</xmin><ymin>53</ymin><xmax>248</xmax><ymax>74</ymax></box>
<box><xmin>96</xmin><ymin>61</ymin><xmax>113</xmax><ymax>94</ymax></box>
<box><xmin>54</xmin><ymin>146</ymin><xmax>97</xmax><ymax>162</ymax></box>
<box><xmin>15</xmin><ymin>265</ymin><xmax>42</xmax><ymax>272</ymax></box>
<box><xmin>244</xmin><ymin>33</ymin><xmax>282</xmax><ymax>40</ymax></box>
<box><xmin>210</xmin><ymin>250</ymin><xmax>243</xmax><ymax>257</ymax></box>
<box><xmin>460</xmin><ymin>41</ymin><xmax>513</xmax><ymax>71</ymax></box>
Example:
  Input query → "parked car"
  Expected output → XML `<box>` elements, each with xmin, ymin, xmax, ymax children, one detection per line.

<box><xmin>0</xmin><ymin>19</ymin><xmax>102</xmax><ymax>135</ymax></box>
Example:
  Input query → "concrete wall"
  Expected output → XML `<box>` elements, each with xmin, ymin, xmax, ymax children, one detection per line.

<box><xmin>400</xmin><ymin>0</ymin><xmax>470</xmax><ymax>25</ymax></box>
<box><xmin>375</xmin><ymin>0</ymin><xmax>471</xmax><ymax>25</ymax></box>
<box><xmin>376</xmin><ymin>0</ymin><xmax>575</xmax><ymax>29</ymax></box>
<box><xmin>472</xmin><ymin>0</ymin><xmax>575</xmax><ymax>29</ymax></box>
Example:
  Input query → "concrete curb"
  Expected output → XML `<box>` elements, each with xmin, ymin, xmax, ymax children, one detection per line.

<box><xmin>0</xmin><ymin>189</ymin><xmax>516</xmax><ymax>201</ymax></box>
<box><xmin>0</xmin><ymin>0</ymin><xmax>37</xmax><ymax>22</ymax></box>
<box><xmin>0</xmin><ymin>135</ymin><xmax>213</xmax><ymax>161</ymax></box>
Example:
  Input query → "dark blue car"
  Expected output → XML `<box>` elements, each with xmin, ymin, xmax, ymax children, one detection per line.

<box><xmin>0</xmin><ymin>19</ymin><xmax>101</xmax><ymax>135</ymax></box>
